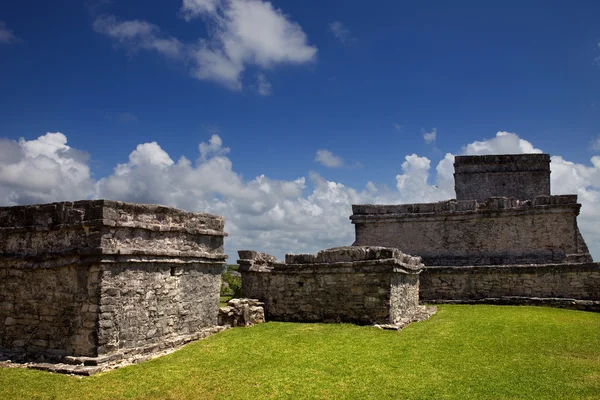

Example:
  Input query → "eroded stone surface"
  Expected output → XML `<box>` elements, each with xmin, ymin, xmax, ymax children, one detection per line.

<box><xmin>219</xmin><ymin>298</ymin><xmax>265</xmax><ymax>327</ymax></box>
<box><xmin>420</xmin><ymin>263</ymin><xmax>600</xmax><ymax>302</ymax></box>
<box><xmin>0</xmin><ymin>325</ymin><xmax>227</xmax><ymax>375</ymax></box>
<box><xmin>351</xmin><ymin>195</ymin><xmax>592</xmax><ymax>266</ymax></box>
<box><xmin>351</xmin><ymin>153</ymin><xmax>599</xmax><ymax>307</ymax></box>
<box><xmin>239</xmin><ymin>246</ymin><xmax>423</xmax><ymax>325</ymax></box>
<box><xmin>454</xmin><ymin>154</ymin><xmax>551</xmax><ymax>202</ymax></box>
<box><xmin>0</xmin><ymin>200</ymin><xmax>228</xmax><ymax>367</ymax></box>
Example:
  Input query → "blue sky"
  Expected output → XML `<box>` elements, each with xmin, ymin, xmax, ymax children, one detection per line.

<box><xmin>1</xmin><ymin>0</ymin><xmax>600</xmax><ymax>260</ymax></box>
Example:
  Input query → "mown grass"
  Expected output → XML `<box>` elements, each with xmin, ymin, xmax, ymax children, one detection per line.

<box><xmin>1</xmin><ymin>305</ymin><xmax>600</xmax><ymax>399</ymax></box>
<box><xmin>219</xmin><ymin>295</ymin><xmax>233</xmax><ymax>307</ymax></box>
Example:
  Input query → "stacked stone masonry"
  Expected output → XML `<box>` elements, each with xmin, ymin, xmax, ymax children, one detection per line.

<box><xmin>239</xmin><ymin>246</ymin><xmax>423</xmax><ymax>325</ymax></box>
<box><xmin>0</xmin><ymin>200</ymin><xmax>228</xmax><ymax>365</ymax></box>
<box><xmin>351</xmin><ymin>153</ymin><xmax>600</xmax><ymax>307</ymax></box>
<box><xmin>352</xmin><ymin>195</ymin><xmax>592</xmax><ymax>266</ymax></box>
<box><xmin>454</xmin><ymin>154</ymin><xmax>551</xmax><ymax>202</ymax></box>
<box><xmin>420</xmin><ymin>263</ymin><xmax>600</xmax><ymax>301</ymax></box>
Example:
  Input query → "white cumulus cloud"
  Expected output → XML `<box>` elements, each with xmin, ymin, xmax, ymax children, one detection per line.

<box><xmin>462</xmin><ymin>131</ymin><xmax>542</xmax><ymax>155</ymax></box>
<box><xmin>0</xmin><ymin>133</ymin><xmax>93</xmax><ymax>205</ymax></box>
<box><xmin>315</xmin><ymin>149</ymin><xmax>344</xmax><ymax>168</ymax></box>
<box><xmin>0</xmin><ymin>130</ymin><xmax>599</xmax><ymax>262</ymax></box>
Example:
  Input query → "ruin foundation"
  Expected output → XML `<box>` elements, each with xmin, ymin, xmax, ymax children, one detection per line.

<box><xmin>239</xmin><ymin>246</ymin><xmax>424</xmax><ymax>325</ymax></box>
<box><xmin>0</xmin><ymin>200</ymin><xmax>228</xmax><ymax>371</ymax></box>
<box><xmin>351</xmin><ymin>153</ymin><xmax>600</xmax><ymax>308</ymax></box>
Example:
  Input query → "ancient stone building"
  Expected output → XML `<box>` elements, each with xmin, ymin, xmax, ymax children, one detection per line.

<box><xmin>239</xmin><ymin>246</ymin><xmax>423</xmax><ymax>325</ymax></box>
<box><xmin>351</xmin><ymin>154</ymin><xmax>600</xmax><ymax>308</ymax></box>
<box><xmin>351</xmin><ymin>195</ymin><xmax>591</xmax><ymax>266</ymax></box>
<box><xmin>0</xmin><ymin>200</ymin><xmax>227</xmax><ymax>370</ymax></box>
<box><xmin>454</xmin><ymin>154</ymin><xmax>551</xmax><ymax>202</ymax></box>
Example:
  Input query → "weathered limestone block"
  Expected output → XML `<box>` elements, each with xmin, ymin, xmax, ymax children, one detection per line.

<box><xmin>0</xmin><ymin>200</ymin><xmax>227</xmax><ymax>365</ymax></box>
<box><xmin>351</xmin><ymin>195</ymin><xmax>592</xmax><ymax>266</ymax></box>
<box><xmin>218</xmin><ymin>298</ymin><xmax>265</xmax><ymax>327</ymax></box>
<box><xmin>454</xmin><ymin>154</ymin><xmax>551</xmax><ymax>202</ymax></box>
<box><xmin>239</xmin><ymin>246</ymin><xmax>424</xmax><ymax>325</ymax></box>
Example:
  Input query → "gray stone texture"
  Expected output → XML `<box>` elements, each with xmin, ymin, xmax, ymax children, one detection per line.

<box><xmin>239</xmin><ymin>246</ymin><xmax>423</xmax><ymax>325</ymax></box>
<box><xmin>218</xmin><ymin>298</ymin><xmax>265</xmax><ymax>327</ymax></box>
<box><xmin>419</xmin><ymin>263</ymin><xmax>600</xmax><ymax>301</ymax></box>
<box><xmin>351</xmin><ymin>153</ymin><xmax>599</xmax><ymax>307</ymax></box>
<box><xmin>352</xmin><ymin>195</ymin><xmax>592</xmax><ymax>266</ymax></box>
<box><xmin>454</xmin><ymin>154</ymin><xmax>551</xmax><ymax>202</ymax></box>
<box><xmin>0</xmin><ymin>200</ymin><xmax>227</xmax><ymax>363</ymax></box>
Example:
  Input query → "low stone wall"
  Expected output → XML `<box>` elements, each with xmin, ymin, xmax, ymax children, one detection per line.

<box><xmin>0</xmin><ymin>200</ymin><xmax>227</xmax><ymax>364</ymax></box>
<box><xmin>351</xmin><ymin>195</ymin><xmax>592</xmax><ymax>266</ymax></box>
<box><xmin>419</xmin><ymin>263</ymin><xmax>600</xmax><ymax>303</ymax></box>
<box><xmin>239</xmin><ymin>246</ymin><xmax>423</xmax><ymax>325</ymax></box>
<box><xmin>219</xmin><ymin>298</ymin><xmax>265</xmax><ymax>328</ymax></box>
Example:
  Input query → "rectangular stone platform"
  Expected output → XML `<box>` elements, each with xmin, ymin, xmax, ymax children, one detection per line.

<box><xmin>0</xmin><ymin>200</ymin><xmax>228</xmax><ymax>364</ymax></box>
<box><xmin>239</xmin><ymin>246</ymin><xmax>423</xmax><ymax>325</ymax></box>
<box><xmin>351</xmin><ymin>195</ymin><xmax>592</xmax><ymax>266</ymax></box>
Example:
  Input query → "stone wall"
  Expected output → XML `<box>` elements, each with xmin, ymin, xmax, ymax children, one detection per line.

<box><xmin>419</xmin><ymin>263</ymin><xmax>600</xmax><ymax>302</ymax></box>
<box><xmin>351</xmin><ymin>196</ymin><xmax>592</xmax><ymax>266</ymax></box>
<box><xmin>239</xmin><ymin>247</ymin><xmax>423</xmax><ymax>325</ymax></box>
<box><xmin>0</xmin><ymin>261</ymin><xmax>101</xmax><ymax>356</ymax></box>
<box><xmin>454</xmin><ymin>154</ymin><xmax>551</xmax><ymax>202</ymax></box>
<box><xmin>0</xmin><ymin>200</ymin><xmax>227</xmax><ymax>362</ymax></box>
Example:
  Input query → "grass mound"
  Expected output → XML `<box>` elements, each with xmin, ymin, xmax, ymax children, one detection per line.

<box><xmin>1</xmin><ymin>305</ymin><xmax>599</xmax><ymax>399</ymax></box>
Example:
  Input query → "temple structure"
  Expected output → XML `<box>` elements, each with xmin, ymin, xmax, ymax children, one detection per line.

<box><xmin>351</xmin><ymin>154</ymin><xmax>599</xmax><ymax>307</ymax></box>
<box><xmin>0</xmin><ymin>200</ymin><xmax>228</xmax><ymax>373</ymax></box>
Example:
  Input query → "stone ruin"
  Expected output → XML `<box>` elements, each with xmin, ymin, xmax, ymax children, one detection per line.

<box><xmin>0</xmin><ymin>200</ymin><xmax>229</xmax><ymax>374</ymax></box>
<box><xmin>238</xmin><ymin>247</ymin><xmax>431</xmax><ymax>326</ymax></box>
<box><xmin>352</xmin><ymin>154</ymin><xmax>600</xmax><ymax>310</ymax></box>
<box><xmin>231</xmin><ymin>153</ymin><xmax>598</xmax><ymax>327</ymax></box>
<box><xmin>1</xmin><ymin>152</ymin><xmax>599</xmax><ymax>375</ymax></box>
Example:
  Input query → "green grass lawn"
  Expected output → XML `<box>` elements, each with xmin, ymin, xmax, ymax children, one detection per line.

<box><xmin>219</xmin><ymin>295</ymin><xmax>233</xmax><ymax>307</ymax></box>
<box><xmin>1</xmin><ymin>305</ymin><xmax>600</xmax><ymax>399</ymax></box>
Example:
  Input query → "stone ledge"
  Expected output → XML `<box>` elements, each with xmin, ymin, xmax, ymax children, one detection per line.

<box><xmin>0</xmin><ymin>200</ymin><xmax>227</xmax><ymax>235</ymax></box>
<box><xmin>0</xmin><ymin>325</ymin><xmax>228</xmax><ymax>376</ymax></box>
<box><xmin>0</xmin><ymin>254</ymin><xmax>228</xmax><ymax>270</ymax></box>
<box><xmin>350</xmin><ymin>195</ymin><xmax>579</xmax><ymax>220</ymax></box>
<box><xmin>423</xmin><ymin>262</ymin><xmax>600</xmax><ymax>273</ymax></box>
<box><xmin>423</xmin><ymin>297</ymin><xmax>600</xmax><ymax>313</ymax></box>
<box><xmin>374</xmin><ymin>305</ymin><xmax>437</xmax><ymax>330</ymax></box>
<box><xmin>454</xmin><ymin>153</ymin><xmax>550</xmax><ymax>168</ymax></box>
<box><xmin>238</xmin><ymin>246</ymin><xmax>424</xmax><ymax>273</ymax></box>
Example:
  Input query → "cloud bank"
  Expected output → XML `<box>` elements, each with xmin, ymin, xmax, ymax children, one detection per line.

<box><xmin>1</xmin><ymin>131</ymin><xmax>599</xmax><ymax>261</ymax></box>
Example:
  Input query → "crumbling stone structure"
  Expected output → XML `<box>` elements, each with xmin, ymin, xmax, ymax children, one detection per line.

<box><xmin>0</xmin><ymin>200</ymin><xmax>227</xmax><ymax>370</ymax></box>
<box><xmin>454</xmin><ymin>154</ymin><xmax>551</xmax><ymax>202</ymax></box>
<box><xmin>238</xmin><ymin>246</ymin><xmax>423</xmax><ymax>325</ymax></box>
<box><xmin>218</xmin><ymin>298</ymin><xmax>265</xmax><ymax>328</ymax></box>
<box><xmin>351</xmin><ymin>153</ymin><xmax>600</xmax><ymax>309</ymax></box>
<box><xmin>352</xmin><ymin>196</ymin><xmax>591</xmax><ymax>266</ymax></box>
